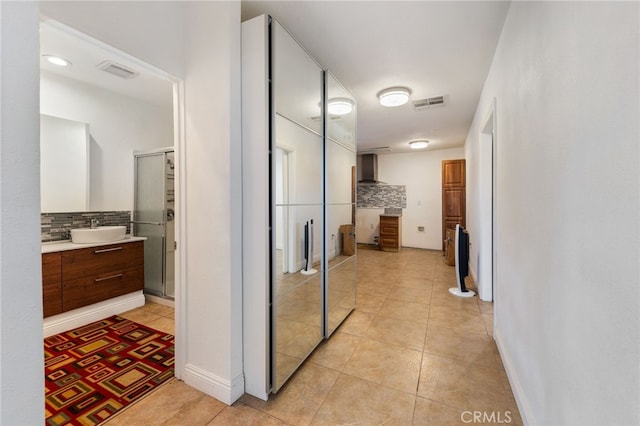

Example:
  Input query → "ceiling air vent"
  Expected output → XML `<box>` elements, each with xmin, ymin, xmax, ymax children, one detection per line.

<box><xmin>359</xmin><ymin>146</ymin><xmax>392</xmax><ymax>153</ymax></box>
<box><xmin>98</xmin><ymin>61</ymin><xmax>139</xmax><ymax>79</ymax></box>
<box><xmin>413</xmin><ymin>95</ymin><xmax>445</xmax><ymax>111</ymax></box>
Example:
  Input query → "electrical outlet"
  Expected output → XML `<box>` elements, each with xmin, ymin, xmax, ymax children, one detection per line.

<box><xmin>418</xmin><ymin>226</ymin><xmax>425</xmax><ymax>232</ymax></box>
<box><xmin>370</xmin><ymin>223</ymin><xmax>374</xmax><ymax>229</ymax></box>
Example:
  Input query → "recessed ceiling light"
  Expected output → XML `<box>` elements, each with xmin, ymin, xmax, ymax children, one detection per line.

<box><xmin>327</xmin><ymin>98</ymin><xmax>354</xmax><ymax>115</ymax></box>
<box><xmin>377</xmin><ymin>86</ymin><xmax>411</xmax><ymax>107</ymax></box>
<box><xmin>409</xmin><ymin>140</ymin><xmax>429</xmax><ymax>149</ymax></box>
<box><xmin>43</xmin><ymin>55</ymin><xmax>71</xmax><ymax>67</ymax></box>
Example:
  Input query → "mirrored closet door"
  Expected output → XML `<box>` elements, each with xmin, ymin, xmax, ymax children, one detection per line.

<box><xmin>241</xmin><ymin>14</ymin><xmax>357</xmax><ymax>397</ymax></box>
<box><xmin>324</xmin><ymin>72</ymin><xmax>357</xmax><ymax>336</ymax></box>
<box><xmin>271</xmin><ymin>21</ymin><xmax>324</xmax><ymax>392</ymax></box>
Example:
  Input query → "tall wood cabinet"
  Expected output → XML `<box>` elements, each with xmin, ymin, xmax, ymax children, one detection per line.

<box><xmin>379</xmin><ymin>215</ymin><xmax>402</xmax><ymax>252</ymax></box>
<box><xmin>442</xmin><ymin>159</ymin><xmax>466</xmax><ymax>250</ymax></box>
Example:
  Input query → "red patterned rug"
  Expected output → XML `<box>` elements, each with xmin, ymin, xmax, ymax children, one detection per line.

<box><xmin>44</xmin><ymin>315</ymin><xmax>174</xmax><ymax>425</ymax></box>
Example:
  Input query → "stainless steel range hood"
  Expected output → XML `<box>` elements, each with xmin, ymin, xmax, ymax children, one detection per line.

<box><xmin>358</xmin><ymin>153</ymin><xmax>384</xmax><ymax>183</ymax></box>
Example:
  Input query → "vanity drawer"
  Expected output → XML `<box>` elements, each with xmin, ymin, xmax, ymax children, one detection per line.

<box><xmin>62</xmin><ymin>265</ymin><xmax>144</xmax><ymax>311</ymax></box>
<box><xmin>42</xmin><ymin>252</ymin><xmax>62</xmax><ymax>317</ymax></box>
<box><xmin>62</xmin><ymin>241</ymin><xmax>144</xmax><ymax>281</ymax></box>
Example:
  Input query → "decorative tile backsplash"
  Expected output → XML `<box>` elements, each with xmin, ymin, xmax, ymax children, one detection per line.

<box><xmin>41</xmin><ymin>211</ymin><xmax>131</xmax><ymax>242</ymax></box>
<box><xmin>357</xmin><ymin>184</ymin><xmax>407</xmax><ymax>208</ymax></box>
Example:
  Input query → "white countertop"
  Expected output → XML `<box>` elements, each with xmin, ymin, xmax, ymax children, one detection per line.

<box><xmin>42</xmin><ymin>235</ymin><xmax>146</xmax><ymax>253</ymax></box>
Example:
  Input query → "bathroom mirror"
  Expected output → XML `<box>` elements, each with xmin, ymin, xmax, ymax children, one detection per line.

<box><xmin>272</xmin><ymin>21</ymin><xmax>324</xmax><ymax>392</ymax></box>
<box><xmin>40</xmin><ymin>114</ymin><xmax>90</xmax><ymax>213</ymax></box>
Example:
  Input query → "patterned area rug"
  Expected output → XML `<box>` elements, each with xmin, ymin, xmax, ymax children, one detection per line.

<box><xmin>45</xmin><ymin>315</ymin><xmax>174</xmax><ymax>425</ymax></box>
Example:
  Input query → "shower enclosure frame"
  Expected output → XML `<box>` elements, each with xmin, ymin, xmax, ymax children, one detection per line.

<box><xmin>133</xmin><ymin>147</ymin><xmax>175</xmax><ymax>300</ymax></box>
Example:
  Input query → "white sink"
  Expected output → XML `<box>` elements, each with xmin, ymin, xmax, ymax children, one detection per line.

<box><xmin>71</xmin><ymin>226</ymin><xmax>127</xmax><ymax>244</ymax></box>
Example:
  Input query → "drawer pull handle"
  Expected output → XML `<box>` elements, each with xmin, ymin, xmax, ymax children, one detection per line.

<box><xmin>94</xmin><ymin>273</ymin><xmax>124</xmax><ymax>282</ymax></box>
<box><xmin>94</xmin><ymin>247</ymin><xmax>123</xmax><ymax>254</ymax></box>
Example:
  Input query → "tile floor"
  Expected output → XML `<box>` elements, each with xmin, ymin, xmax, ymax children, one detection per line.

<box><xmin>107</xmin><ymin>247</ymin><xmax>522</xmax><ymax>425</ymax></box>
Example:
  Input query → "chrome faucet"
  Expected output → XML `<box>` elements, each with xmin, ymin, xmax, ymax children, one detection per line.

<box><xmin>90</xmin><ymin>218</ymin><xmax>100</xmax><ymax>229</ymax></box>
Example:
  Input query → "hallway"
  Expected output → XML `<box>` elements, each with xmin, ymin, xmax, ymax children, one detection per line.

<box><xmin>108</xmin><ymin>247</ymin><xmax>522</xmax><ymax>425</ymax></box>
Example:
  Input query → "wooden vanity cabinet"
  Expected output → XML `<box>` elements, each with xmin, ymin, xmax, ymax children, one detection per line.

<box><xmin>42</xmin><ymin>252</ymin><xmax>62</xmax><ymax>317</ymax></box>
<box><xmin>42</xmin><ymin>241</ymin><xmax>144</xmax><ymax>317</ymax></box>
<box><xmin>379</xmin><ymin>215</ymin><xmax>402</xmax><ymax>252</ymax></box>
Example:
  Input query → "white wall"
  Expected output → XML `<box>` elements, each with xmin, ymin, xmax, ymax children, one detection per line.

<box><xmin>465</xmin><ymin>2</ymin><xmax>639</xmax><ymax>424</ymax></box>
<box><xmin>356</xmin><ymin>148</ymin><xmax>464</xmax><ymax>249</ymax></box>
<box><xmin>40</xmin><ymin>71</ymin><xmax>173</xmax><ymax>211</ymax></box>
<box><xmin>182</xmin><ymin>2</ymin><xmax>244</xmax><ymax>404</ymax></box>
<box><xmin>0</xmin><ymin>2</ymin><xmax>44</xmax><ymax>424</ymax></box>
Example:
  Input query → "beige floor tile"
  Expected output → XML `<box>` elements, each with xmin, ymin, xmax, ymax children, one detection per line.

<box><xmin>378</xmin><ymin>298</ymin><xmax>430</xmax><ymax>325</ymax></box>
<box><xmin>308</xmin><ymin>332</ymin><xmax>362</xmax><ymax>371</ymax></box>
<box><xmin>357</xmin><ymin>282</ymin><xmax>393</xmax><ymax>298</ymax></box>
<box><xmin>145</xmin><ymin>316</ymin><xmax>175</xmax><ymax>335</ymax></box>
<box><xmin>356</xmin><ymin>293</ymin><xmax>386</xmax><ymax>314</ymax></box>
<box><xmin>142</xmin><ymin>302</ymin><xmax>174</xmax><ymax>317</ymax></box>
<box><xmin>119</xmin><ymin>307</ymin><xmax>164</xmax><ymax>325</ymax></box>
<box><xmin>428</xmin><ymin>305</ymin><xmax>487</xmax><ymax>335</ymax></box>
<box><xmin>207</xmin><ymin>402</ymin><xmax>288</xmax><ymax>425</ymax></box>
<box><xmin>106</xmin><ymin>379</ymin><xmax>225</xmax><ymax>426</ymax></box>
<box><xmin>365</xmin><ymin>315</ymin><xmax>427</xmax><ymax>351</ymax></box>
<box><xmin>387</xmin><ymin>286</ymin><xmax>432</xmax><ymax>306</ymax></box>
<box><xmin>482</xmin><ymin>313</ymin><xmax>494</xmax><ymax>336</ymax></box>
<box><xmin>242</xmin><ymin>362</ymin><xmax>339</xmax><ymax>426</ymax></box>
<box><xmin>417</xmin><ymin>352</ymin><xmax>515</xmax><ymax>414</ymax></box>
<box><xmin>311</xmin><ymin>374</ymin><xmax>415</xmax><ymax>425</ymax></box>
<box><xmin>343</xmin><ymin>338</ymin><xmax>422</xmax><ymax>394</ymax></box>
<box><xmin>337</xmin><ymin>310</ymin><xmax>374</xmax><ymax>337</ymax></box>
<box><xmin>413</xmin><ymin>397</ymin><xmax>468</xmax><ymax>425</ymax></box>
<box><xmin>394</xmin><ymin>276</ymin><xmax>433</xmax><ymax>290</ymax></box>
<box><xmin>424</xmin><ymin>325</ymin><xmax>501</xmax><ymax>369</ymax></box>
<box><xmin>429</xmin><ymin>292</ymin><xmax>482</xmax><ymax>312</ymax></box>
<box><xmin>478</xmin><ymin>300</ymin><xmax>494</xmax><ymax>314</ymax></box>
<box><xmin>95</xmin><ymin>247</ymin><xmax>522</xmax><ymax>426</ymax></box>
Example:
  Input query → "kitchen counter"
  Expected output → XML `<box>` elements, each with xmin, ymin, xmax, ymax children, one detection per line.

<box><xmin>41</xmin><ymin>235</ymin><xmax>146</xmax><ymax>253</ymax></box>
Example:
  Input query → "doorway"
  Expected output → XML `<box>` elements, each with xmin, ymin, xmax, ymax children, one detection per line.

<box><xmin>479</xmin><ymin>100</ymin><xmax>496</xmax><ymax>303</ymax></box>
<box><xmin>39</xmin><ymin>17</ymin><xmax>185</xmax><ymax>373</ymax></box>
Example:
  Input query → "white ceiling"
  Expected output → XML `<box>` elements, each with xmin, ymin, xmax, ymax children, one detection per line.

<box><xmin>242</xmin><ymin>1</ymin><xmax>510</xmax><ymax>154</ymax></box>
<box><xmin>40</xmin><ymin>2</ymin><xmax>510</xmax><ymax>154</ymax></box>
<box><xmin>40</xmin><ymin>20</ymin><xmax>173</xmax><ymax>107</ymax></box>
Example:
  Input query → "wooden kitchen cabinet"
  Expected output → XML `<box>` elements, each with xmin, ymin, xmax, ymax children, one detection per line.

<box><xmin>379</xmin><ymin>215</ymin><xmax>402</xmax><ymax>252</ymax></box>
<box><xmin>42</xmin><ymin>240</ymin><xmax>144</xmax><ymax>317</ymax></box>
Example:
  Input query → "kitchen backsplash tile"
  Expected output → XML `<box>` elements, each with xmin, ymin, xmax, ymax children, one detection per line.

<box><xmin>41</xmin><ymin>211</ymin><xmax>131</xmax><ymax>242</ymax></box>
<box><xmin>357</xmin><ymin>184</ymin><xmax>407</xmax><ymax>208</ymax></box>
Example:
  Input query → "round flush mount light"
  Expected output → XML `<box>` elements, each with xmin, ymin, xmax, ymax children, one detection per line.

<box><xmin>43</xmin><ymin>55</ymin><xmax>72</xmax><ymax>67</ymax></box>
<box><xmin>377</xmin><ymin>86</ymin><xmax>411</xmax><ymax>107</ymax></box>
<box><xmin>409</xmin><ymin>140</ymin><xmax>429</xmax><ymax>149</ymax></box>
<box><xmin>328</xmin><ymin>98</ymin><xmax>354</xmax><ymax>115</ymax></box>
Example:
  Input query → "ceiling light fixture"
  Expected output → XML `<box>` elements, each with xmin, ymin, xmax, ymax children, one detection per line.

<box><xmin>327</xmin><ymin>98</ymin><xmax>353</xmax><ymax>115</ymax></box>
<box><xmin>409</xmin><ymin>140</ymin><xmax>429</xmax><ymax>149</ymax></box>
<box><xmin>43</xmin><ymin>55</ymin><xmax>71</xmax><ymax>67</ymax></box>
<box><xmin>377</xmin><ymin>86</ymin><xmax>411</xmax><ymax>107</ymax></box>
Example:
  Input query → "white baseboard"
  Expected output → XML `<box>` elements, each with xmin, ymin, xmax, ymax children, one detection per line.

<box><xmin>183</xmin><ymin>363</ymin><xmax>245</xmax><ymax>405</ymax></box>
<box><xmin>43</xmin><ymin>291</ymin><xmax>145</xmax><ymax>337</ymax></box>
<box><xmin>495</xmin><ymin>328</ymin><xmax>532</xmax><ymax>425</ymax></box>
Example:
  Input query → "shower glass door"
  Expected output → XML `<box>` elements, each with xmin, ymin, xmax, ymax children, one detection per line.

<box><xmin>134</xmin><ymin>152</ymin><xmax>166</xmax><ymax>297</ymax></box>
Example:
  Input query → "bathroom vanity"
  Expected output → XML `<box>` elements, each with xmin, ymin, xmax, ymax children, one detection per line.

<box><xmin>42</xmin><ymin>237</ymin><xmax>145</xmax><ymax>318</ymax></box>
